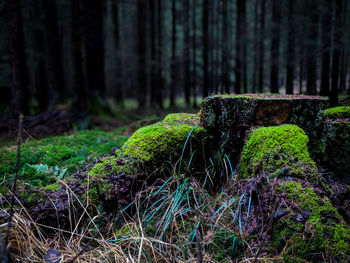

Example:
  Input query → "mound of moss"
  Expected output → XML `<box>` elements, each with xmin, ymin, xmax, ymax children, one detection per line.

<box><xmin>274</xmin><ymin>181</ymin><xmax>350</xmax><ymax>262</ymax></box>
<box><xmin>87</xmin><ymin>118</ymin><xmax>207</xmax><ymax>206</ymax></box>
<box><xmin>324</xmin><ymin>106</ymin><xmax>350</xmax><ymax>119</ymax></box>
<box><xmin>236</xmin><ymin>124</ymin><xmax>350</xmax><ymax>261</ymax></box>
<box><xmin>238</xmin><ymin>124</ymin><xmax>316</xmax><ymax>182</ymax></box>
<box><xmin>0</xmin><ymin>130</ymin><xmax>128</xmax><ymax>188</ymax></box>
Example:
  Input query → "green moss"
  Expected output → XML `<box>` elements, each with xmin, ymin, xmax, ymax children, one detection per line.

<box><xmin>122</xmin><ymin>122</ymin><xmax>206</xmax><ymax>165</ymax></box>
<box><xmin>274</xmin><ymin>181</ymin><xmax>350</xmax><ymax>261</ymax></box>
<box><xmin>324</xmin><ymin>106</ymin><xmax>350</xmax><ymax>119</ymax></box>
<box><xmin>239</xmin><ymin>124</ymin><xmax>316</xmax><ymax>181</ymax></box>
<box><xmin>163</xmin><ymin>113</ymin><xmax>200</xmax><ymax>126</ymax></box>
<box><xmin>44</xmin><ymin>184</ymin><xmax>60</xmax><ymax>191</ymax></box>
<box><xmin>0</xmin><ymin>129</ymin><xmax>128</xmax><ymax>192</ymax></box>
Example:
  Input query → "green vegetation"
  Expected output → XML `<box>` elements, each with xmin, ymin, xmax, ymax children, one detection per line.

<box><xmin>0</xmin><ymin>129</ymin><xmax>128</xmax><ymax>188</ymax></box>
<box><xmin>238</xmin><ymin>124</ymin><xmax>316</xmax><ymax>180</ymax></box>
<box><xmin>324</xmin><ymin>106</ymin><xmax>350</xmax><ymax>119</ymax></box>
<box><xmin>163</xmin><ymin>113</ymin><xmax>200</xmax><ymax>125</ymax></box>
<box><xmin>274</xmin><ymin>181</ymin><xmax>350</xmax><ymax>261</ymax></box>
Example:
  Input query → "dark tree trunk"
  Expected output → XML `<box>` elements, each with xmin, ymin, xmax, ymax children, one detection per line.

<box><xmin>203</xmin><ymin>0</ymin><xmax>209</xmax><ymax>97</ymax></box>
<box><xmin>170</xmin><ymin>0</ymin><xmax>177</xmax><ymax>107</ymax></box>
<box><xmin>252</xmin><ymin>0</ymin><xmax>259</xmax><ymax>93</ymax></box>
<box><xmin>42</xmin><ymin>0</ymin><xmax>63</xmax><ymax>108</ymax></box>
<box><xmin>4</xmin><ymin>0</ymin><xmax>29</xmax><ymax>117</ymax></box>
<box><xmin>242</xmin><ymin>0</ymin><xmax>247</xmax><ymax>93</ymax></box>
<box><xmin>306</xmin><ymin>0</ymin><xmax>318</xmax><ymax>95</ymax></box>
<box><xmin>71</xmin><ymin>0</ymin><xmax>88</xmax><ymax>127</ymax></box>
<box><xmin>150</xmin><ymin>0</ymin><xmax>159</xmax><ymax>108</ymax></box>
<box><xmin>112</xmin><ymin>0</ymin><xmax>123</xmax><ymax>104</ymax></box>
<box><xmin>270</xmin><ymin>0</ymin><xmax>281</xmax><ymax>94</ymax></box>
<box><xmin>286</xmin><ymin>0</ymin><xmax>295</xmax><ymax>95</ymax></box>
<box><xmin>137</xmin><ymin>0</ymin><xmax>147</xmax><ymax>108</ymax></box>
<box><xmin>83</xmin><ymin>0</ymin><xmax>105</xmax><ymax>99</ymax></box>
<box><xmin>235</xmin><ymin>0</ymin><xmax>245</xmax><ymax>94</ymax></box>
<box><xmin>184</xmin><ymin>0</ymin><xmax>191</xmax><ymax>105</ymax></box>
<box><xmin>222</xmin><ymin>0</ymin><xmax>229</xmax><ymax>94</ymax></box>
<box><xmin>331</xmin><ymin>0</ymin><xmax>342</xmax><ymax>105</ymax></box>
<box><xmin>320</xmin><ymin>0</ymin><xmax>331</xmax><ymax>96</ymax></box>
<box><xmin>192</xmin><ymin>0</ymin><xmax>198</xmax><ymax>108</ymax></box>
<box><xmin>157</xmin><ymin>0</ymin><xmax>163</xmax><ymax>109</ymax></box>
<box><xmin>258</xmin><ymin>0</ymin><xmax>266</xmax><ymax>93</ymax></box>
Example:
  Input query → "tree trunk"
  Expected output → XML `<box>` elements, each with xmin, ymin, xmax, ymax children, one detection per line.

<box><xmin>258</xmin><ymin>0</ymin><xmax>266</xmax><ymax>93</ymax></box>
<box><xmin>137</xmin><ymin>0</ymin><xmax>147</xmax><ymax>108</ymax></box>
<box><xmin>150</xmin><ymin>0</ymin><xmax>158</xmax><ymax>108</ymax></box>
<box><xmin>306</xmin><ymin>0</ymin><xmax>318</xmax><ymax>95</ymax></box>
<box><xmin>222</xmin><ymin>0</ymin><xmax>229</xmax><ymax>94</ymax></box>
<box><xmin>184</xmin><ymin>0</ymin><xmax>191</xmax><ymax>105</ymax></box>
<box><xmin>235</xmin><ymin>0</ymin><xmax>245</xmax><ymax>94</ymax></box>
<box><xmin>4</xmin><ymin>0</ymin><xmax>29</xmax><ymax>117</ymax></box>
<box><xmin>331</xmin><ymin>0</ymin><xmax>342</xmax><ymax>105</ymax></box>
<box><xmin>202</xmin><ymin>0</ymin><xmax>209</xmax><ymax>97</ymax></box>
<box><xmin>270</xmin><ymin>0</ymin><xmax>281</xmax><ymax>94</ymax></box>
<box><xmin>157</xmin><ymin>0</ymin><xmax>163</xmax><ymax>109</ymax></box>
<box><xmin>286</xmin><ymin>0</ymin><xmax>295</xmax><ymax>95</ymax></box>
<box><xmin>192</xmin><ymin>0</ymin><xmax>198</xmax><ymax>108</ymax></box>
<box><xmin>170</xmin><ymin>0</ymin><xmax>177</xmax><ymax>107</ymax></box>
<box><xmin>42</xmin><ymin>0</ymin><xmax>63</xmax><ymax>108</ymax></box>
<box><xmin>112</xmin><ymin>0</ymin><xmax>123</xmax><ymax>104</ymax></box>
<box><xmin>320</xmin><ymin>0</ymin><xmax>331</xmax><ymax>96</ymax></box>
<box><xmin>71</xmin><ymin>0</ymin><xmax>88</xmax><ymax>127</ymax></box>
<box><xmin>83</xmin><ymin>0</ymin><xmax>105</xmax><ymax>100</ymax></box>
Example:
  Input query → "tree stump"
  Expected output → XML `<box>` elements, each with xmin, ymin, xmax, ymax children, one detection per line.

<box><xmin>200</xmin><ymin>94</ymin><xmax>328</xmax><ymax>164</ymax></box>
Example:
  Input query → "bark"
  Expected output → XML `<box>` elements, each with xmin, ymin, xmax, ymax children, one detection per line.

<box><xmin>157</xmin><ymin>0</ymin><xmax>163</xmax><ymax>109</ymax></box>
<box><xmin>330</xmin><ymin>0</ymin><xmax>342</xmax><ymax>105</ymax></box>
<box><xmin>150</xmin><ymin>0</ymin><xmax>159</xmax><ymax>108</ymax></box>
<box><xmin>71</xmin><ymin>0</ymin><xmax>88</xmax><ymax>126</ymax></box>
<box><xmin>270</xmin><ymin>0</ymin><xmax>281</xmax><ymax>94</ymax></box>
<box><xmin>320</xmin><ymin>0</ymin><xmax>331</xmax><ymax>96</ymax></box>
<box><xmin>192</xmin><ymin>0</ymin><xmax>198</xmax><ymax>108</ymax></box>
<box><xmin>83</xmin><ymin>0</ymin><xmax>105</xmax><ymax>99</ymax></box>
<box><xmin>184</xmin><ymin>0</ymin><xmax>191</xmax><ymax>105</ymax></box>
<box><xmin>285</xmin><ymin>0</ymin><xmax>295</xmax><ymax>95</ymax></box>
<box><xmin>202</xmin><ymin>0</ymin><xmax>209</xmax><ymax>97</ymax></box>
<box><xmin>306</xmin><ymin>0</ymin><xmax>318</xmax><ymax>95</ymax></box>
<box><xmin>137</xmin><ymin>0</ymin><xmax>147</xmax><ymax>108</ymax></box>
<box><xmin>42</xmin><ymin>0</ymin><xmax>63</xmax><ymax>108</ymax></box>
<box><xmin>4</xmin><ymin>0</ymin><xmax>29</xmax><ymax>117</ymax></box>
<box><xmin>222</xmin><ymin>0</ymin><xmax>229</xmax><ymax>93</ymax></box>
<box><xmin>170</xmin><ymin>0</ymin><xmax>177</xmax><ymax>107</ymax></box>
<box><xmin>258</xmin><ymin>0</ymin><xmax>266</xmax><ymax>93</ymax></box>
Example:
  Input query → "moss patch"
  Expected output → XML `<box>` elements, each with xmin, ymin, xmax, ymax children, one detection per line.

<box><xmin>324</xmin><ymin>106</ymin><xmax>350</xmax><ymax>119</ymax></box>
<box><xmin>238</xmin><ymin>124</ymin><xmax>316</xmax><ymax>181</ymax></box>
<box><xmin>163</xmin><ymin>113</ymin><xmax>200</xmax><ymax>126</ymax></box>
<box><xmin>274</xmin><ymin>181</ymin><xmax>350</xmax><ymax>261</ymax></box>
<box><xmin>0</xmin><ymin>130</ymin><xmax>128</xmax><ymax>190</ymax></box>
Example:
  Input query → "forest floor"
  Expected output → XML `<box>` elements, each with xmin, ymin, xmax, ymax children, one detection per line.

<box><xmin>0</xmin><ymin>94</ymin><xmax>349</xmax><ymax>262</ymax></box>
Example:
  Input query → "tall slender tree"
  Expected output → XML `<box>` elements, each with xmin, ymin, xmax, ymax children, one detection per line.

<box><xmin>4</xmin><ymin>0</ymin><xmax>29</xmax><ymax>117</ymax></box>
<box><xmin>270</xmin><ymin>0</ymin><xmax>281</xmax><ymax>94</ymax></box>
<box><xmin>306</xmin><ymin>0</ymin><xmax>318</xmax><ymax>95</ymax></box>
<box><xmin>202</xmin><ymin>0</ymin><xmax>209</xmax><ymax>97</ymax></box>
<box><xmin>42</xmin><ymin>0</ymin><xmax>63</xmax><ymax>107</ymax></box>
<box><xmin>72</xmin><ymin>0</ymin><xmax>88</xmax><ymax>127</ymax></box>
<box><xmin>286</xmin><ymin>0</ymin><xmax>295</xmax><ymax>94</ymax></box>
<box><xmin>331</xmin><ymin>0</ymin><xmax>342</xmax><ymax>104</ymax></box>
<box><xmin>170</xmin><ymin>0</ymin><xmax>177</xmax><ymax>106</ymax></box>
<box><xmin>258</xmin><ymin>0</ymin><xmax>266</xmax><ymax>93</ymax></box>
<box><xmin>184</xmin><ymin>0</ymin><xmax>191</xmax><ymax>105</ymax></box>
<box><xmin>137</xmin><ymin>0</ymin><xmax>147</xmax><ymax>108</ymax></box>
<box><xmin>222</xmin><ymin>0</ymin><xmax>229</xmax><ymax>94</ymax></box>
<box><xmin>320</xmin><ymin>0</ymin><xmax>331</xmax><ymax>96</ymax></box>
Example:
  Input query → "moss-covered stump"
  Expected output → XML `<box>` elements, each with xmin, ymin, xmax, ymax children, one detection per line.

<box><xmin>86</xmin><ymin>115</ymin><xmax>207</xmax><ymax>208</ymax></box>
<box><xmin>200</xmin><ymin>94</ymin><xmax>328</xmax><ymax>164</ymax></box>
<box><xmin>235</xmin><ymin>124</ymin><xmax>350</xmax><ymax>261</ymax></box>
<box><xmin>322</xmin><ymin>110</ymin><xmax>350</xmax><ymax>183</ymax></box>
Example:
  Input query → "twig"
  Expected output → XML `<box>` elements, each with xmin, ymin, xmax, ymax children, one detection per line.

<box><xmin>4</xmin><ymin>113</ymin><xmax>24</xmax><ymax>258</ymax></box>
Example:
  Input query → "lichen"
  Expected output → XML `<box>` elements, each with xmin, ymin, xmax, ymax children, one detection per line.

<box><xmin>273</xmin><ymin>181</ymin><xmax>350</xmax><ymax>261</ymax></box>
<box><xmin>238</xmin><ymin>124</ymin><xmax>316</xmax><ymax>181</ymax></box>
<box><xmin>324</xmin><ymin>106</ymin><xmax>350</xmax><ymax>119</ymax></box>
